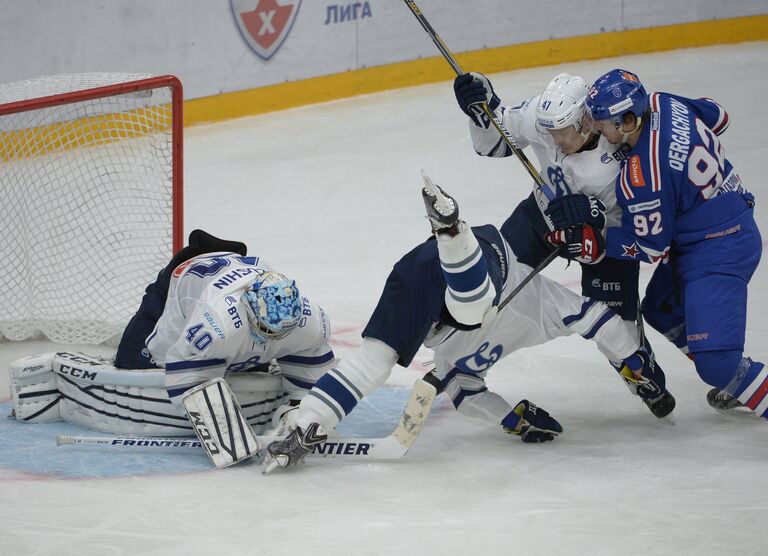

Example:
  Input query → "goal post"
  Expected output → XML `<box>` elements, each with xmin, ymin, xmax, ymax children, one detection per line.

<box><xmin>0</xmin><ymin>73</ymin><xmax>184</xmax><ymax>344</ymax></box>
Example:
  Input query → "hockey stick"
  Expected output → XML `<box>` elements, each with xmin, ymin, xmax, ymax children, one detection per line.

<box><xmin>402</xmin><ymin>0</ymin><xmax>556</xmax><ymax>202</ymax></box>
<box><xmin>497</xmin><ymin>246</ymin><xmax>562</xmax><ymax>311</ymax></box>
<box><xmin>402</xmin><ymin>0</ymin><xmax>565</xmax><ymax>301</ymax></box>
<box><xmin>57</xmin><ymin>378</ymin><xmax>438</xmax><ymax>462</ymax></box>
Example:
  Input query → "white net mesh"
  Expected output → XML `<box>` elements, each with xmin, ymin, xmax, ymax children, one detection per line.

<box><xmin>0</xmin><ymin>73</ymin><xmax>179</xmax><ymax>344</ymax></box>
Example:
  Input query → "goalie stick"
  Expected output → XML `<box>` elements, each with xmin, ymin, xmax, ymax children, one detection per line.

<box><xmin>56</xmin><ymin>378</ymin><xmax>438</xmax><ymax>463</ymax></box>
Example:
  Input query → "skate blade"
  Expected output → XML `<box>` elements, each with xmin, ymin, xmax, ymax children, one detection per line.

<box><xmin>658</xmin><ymin>412</ymin><xmax>676</xmax><ymax>426</ymax></box>
<box><xmin>421</xmin><ymin>169</ymin><xmax>436</xmax><ymax>192</ymax></box>
<box><xmin>260</xmin><ymin>454</ymin><xmax>282</xmax><ymax>475</ymax></box>
<box><xmin>712</xmin><ymin>406</ymin><xmax>762</xmax><ymax>420</ymax></box>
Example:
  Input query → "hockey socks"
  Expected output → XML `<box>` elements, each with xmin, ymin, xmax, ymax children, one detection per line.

<box><xmin>296</xmin><ymin>338</ymin><xmax>398</xmax><ymax>432</ymax></box>
<box><xmin>436</xmin><ymin>226</ymin><xmax>495</xmax><ymax>326</ymax></box>
<box><xmin>721</xmin><ymin>358</ymin><xmax>768</xmax><ymax>418</ymax></box>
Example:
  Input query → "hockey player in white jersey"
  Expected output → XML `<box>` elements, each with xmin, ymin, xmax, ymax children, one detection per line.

<box><xmin>9</xmin><ymin>230</ymin><xmax>336</xmax><ymax>468</ymax></box>
<box><xmin>453</xmin><ymin>72</ymin><xmax>673</xmax><ymax>415</ymax></box>
<box><xmin>114</xmin><ymin>230</ymin><xmax>335</xmax><ymax>410</ymax></box>
<box><xmin>262</xmin><ymin>174</ymin><xmax>668</xmax><ymax>473</ymax></box>
<box><xmin>455</xmin><ymin>72</ymin><xmax>624</xmax><ymax>227</ymax></box>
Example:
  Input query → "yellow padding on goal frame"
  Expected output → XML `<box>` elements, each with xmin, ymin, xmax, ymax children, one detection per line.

<box><xmin>0</xmin><ymin>108</ymin><xmax>171</xmax><ymax>162</ymax></box>
<box><xmin>184</xmin><ymin>14</ymin><xmax>768</xmax><ymax>126</ymax></box>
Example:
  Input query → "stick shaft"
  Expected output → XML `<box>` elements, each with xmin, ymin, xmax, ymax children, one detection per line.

<box><xmin>402</xmin><ymin>0</ymin><xmax>464</xmax><ymax>75</ymax></box>
<box><xmin>57</xmin><ymin>380</ymin><xmax>438</xmax><ymax>461</ymax></box>
<box><xmin>401</xmin><ymin>0</ymin><xmax>554</xmax><ymax>200</ymax></box>
<box><xmin>498</xmin><ymin>246</ymin><xmax>563</xmax><ymax>311</ymax></box>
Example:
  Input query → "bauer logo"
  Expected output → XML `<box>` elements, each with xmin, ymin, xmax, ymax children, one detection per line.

<box><xmin>231</xmin><ymin>0</ymin><xmax>302</xmax><ymax>61</ymax></box>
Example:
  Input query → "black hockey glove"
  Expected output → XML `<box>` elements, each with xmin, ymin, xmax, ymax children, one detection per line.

<box><xmin>261</xmin><ymin>423</ymin><xmax>327</xmax><ymax>474</ymax></box>
<box><xmin>545</xmin><ymin>224</ymin><xmax>605</xmax><ymax>264</ymax></box>
<box><xmin>502</xmin><ymin>400</ymin><xmax>563</xmax><ymax>443</ymax></box>
<box><xmin>454</xmin><ymin>72</ymin><xmax>501</xmax><ymax>119</ymax></box>
<box><xmin>545</xmin><ymin>193</ymin><xmax>607</xmax><ymax>230</ymax></box>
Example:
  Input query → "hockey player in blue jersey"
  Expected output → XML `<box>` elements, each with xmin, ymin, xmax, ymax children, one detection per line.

<box><xmin>546</xmin><ymin>69</ymin><xmax>766</xmax><ymax>420</ymax></box>
<box><xmin>262</xmin><ymin>173</ymin><xmax>670</xmax><ymax>472</ymax></box>
<box><xmin>452</xmin><ymin>72</ymin><xmax>673</xmax><ymax>417</ymax></box>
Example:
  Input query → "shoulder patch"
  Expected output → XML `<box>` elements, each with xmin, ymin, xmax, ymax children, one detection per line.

<box><xmin>628</xmin><ymin>155</ymin><xmax>645</xmax><ymax>187</ymax></box>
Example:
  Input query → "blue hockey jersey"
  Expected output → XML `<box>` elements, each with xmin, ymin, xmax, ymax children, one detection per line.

<box><xmin>605</xmin><ymin>92</ymin><xmax>748</xmax><ymax>263</ymax></box>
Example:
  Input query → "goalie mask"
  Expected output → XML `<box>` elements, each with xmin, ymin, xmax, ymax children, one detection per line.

<box><xmin>242</xmin><ymin>272</ymin><xmax>302</xmax><ymax>343</ymax></box>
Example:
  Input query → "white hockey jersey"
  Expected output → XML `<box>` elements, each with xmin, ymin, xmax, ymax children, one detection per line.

<box><xmin>468</xmin><ymin>95</ymin><xmax>625</xmax><ymax>227</ymax></box>
<box><xmin>146</xmin><ymin>253</ymin><xmax>335</xmax><ymax>405</ymax></box>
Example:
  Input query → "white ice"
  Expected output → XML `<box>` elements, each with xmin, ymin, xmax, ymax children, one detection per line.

<box><xmin>1</xmin><ymin>43</ymin><xmax>767</xmax><ymax>555</ymax></box>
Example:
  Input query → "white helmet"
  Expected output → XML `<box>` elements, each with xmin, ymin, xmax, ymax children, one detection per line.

<box><xmin>535</xmin><ymin>73</ymin><xmax>589</xmax><ymax>132</ymax></box>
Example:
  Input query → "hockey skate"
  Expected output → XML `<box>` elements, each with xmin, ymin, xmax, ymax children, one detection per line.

<box><xmin>618</xmin><ymin>349</ymin><xmax>675</xmax><ymax>419</ymax></box>
<box><xmin>421</xmin><ymin>170</ymin><xmax>461</xmax><ymax>236</ymax></box>
<box><xmin>261</xmin><ymin>422</ymin><xmax>327</xmax><ymax>474</ymax></box>
<box><xmin>640</xmin><ymin>388</ymin><xmax>676</xmax><ymax>419</ymax></box>
<box><xmin>705</xmin><ymin>387</ymin><xmax>758</xmax><ymax>419</ymax></box>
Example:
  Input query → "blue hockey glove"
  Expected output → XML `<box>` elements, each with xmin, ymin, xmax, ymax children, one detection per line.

<box><xmin>454</xmin><ymin>72</ymin><xmax>501</xmax><ymax>118</ymax></box>
<box><xmin>545</xmin><ymin>224</ymin><xmax>605</xmax><ymax>264</ymax></box>
<box><xmin>502</xmin><ymin>400</ymin><xmax>563</xmax><ymax>443</ymax></box>
<box><xmin>545</xmin><ymin>194</ymin><xmax>607</xmax><ymax>230</ymax></box>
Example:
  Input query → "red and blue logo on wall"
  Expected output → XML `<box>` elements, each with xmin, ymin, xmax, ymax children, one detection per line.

<box><xmin>231</xmin><ymin>0</ymin><xmax>302</xmax><ymax>61</ymax></box>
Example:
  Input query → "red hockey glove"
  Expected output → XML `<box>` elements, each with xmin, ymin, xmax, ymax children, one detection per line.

<box><xmin>545</xmin><ymin>224</ymin><xmax>605</xmax><ymax>264</ymax></box>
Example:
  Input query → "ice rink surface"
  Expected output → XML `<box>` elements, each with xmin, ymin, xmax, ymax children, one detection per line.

<box><xmin>1</xmin><ymin>42</ymin><xmax>767</xmax><ymax>555</ymax></box>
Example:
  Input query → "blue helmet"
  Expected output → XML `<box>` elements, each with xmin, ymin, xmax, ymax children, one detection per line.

<box><xmin>242</xmin><ymin>272</ymin><xmax>302</xmax><ymax>342</ymax></box>
<box><xmin>586</xmin><ymin>69</ymin><xmax>648</xmax><ymax>126</ymax></box>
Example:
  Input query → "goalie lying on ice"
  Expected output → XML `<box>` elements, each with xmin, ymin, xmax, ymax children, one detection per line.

<box><xmin>8</xmin><ymin>230</ymin><xmax>337</xmax><ymax>468</ymax></box>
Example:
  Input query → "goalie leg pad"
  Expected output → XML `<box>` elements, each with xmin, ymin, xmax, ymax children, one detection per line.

<box><xmin>182</xmin><ymin>378</ymin><xmax>261</xmax><ymax>468</ymax></box>
<box><xmin>10</xmin><ymin>352</ymin><xmax>286</xmax><ymax>436</ymax></box>
<box><xmin>9</xmin><ymin>353</ymin><xmax>61</xmax><ymax>422</ymax></box>
<box><xmin>226</xmin><ymin>372</ymin><xmax>286</xmax><ymax>433</ymax></box>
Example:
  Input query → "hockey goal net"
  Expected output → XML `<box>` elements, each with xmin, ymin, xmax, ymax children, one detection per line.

<box><xmin>0</xmin><ymin>73</ymin><xmax>183</xmax><ymax>344</ymax></box>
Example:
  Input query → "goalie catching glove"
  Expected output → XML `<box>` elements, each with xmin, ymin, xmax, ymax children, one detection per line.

<box><xmin>545</xmin><ymin>224</ymin><xmax>605</xmax><ymax>264</ymax></box>
<box><xmin>502</xmin><ymin>400</ymin><xmax>563</xmax><ymax>443</ymax></box>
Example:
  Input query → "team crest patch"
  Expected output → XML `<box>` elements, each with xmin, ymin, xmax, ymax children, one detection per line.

<box><xmin>455</xmin><ymin>342</ymin><xmax>503</xmax><ymax>373</ymax></box>
<box><xmin>628</xmin><ymin>155</ymin><xmax>645</xmax><ymax>187</ymax></box>
<box><xmin>231</xmin><ymin>0</ymin><xmax>302</xmax><ymax>61</ymax></box>
<box><xmin>622</xmin><ymin>243</ymin><xmax>640</xmax><ymax>258</ymax></box>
